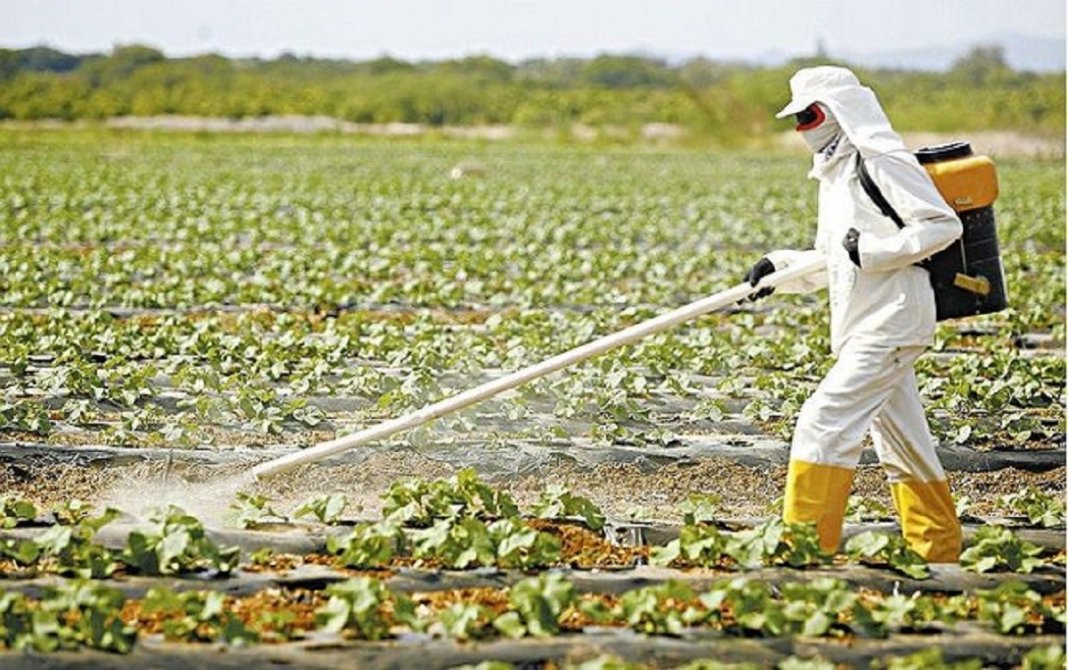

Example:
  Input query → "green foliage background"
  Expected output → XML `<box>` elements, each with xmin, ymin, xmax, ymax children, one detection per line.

<box><xmin>0</xmin><ymin>44</ymin><xmax>1063</xmax><ymax>141</ymax></box>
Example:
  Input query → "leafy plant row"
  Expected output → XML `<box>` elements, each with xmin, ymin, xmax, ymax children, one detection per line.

<box><xmin>2</xmin><ymin>472</ymin><xmax>1063</xmax><ymax>578</ymax></box>
<box><xmin>1</xmin><ymin>573</ymin><xmax>1063</xmax><ymax>654</ymax></box>
<box><xmin>0</xmin><ymin>501</ymin><xmax>238</xmax><ymax>579</ymax></box>
<box><xmin>232</xmin><ymin>471</ymin><xmax>1063</xmax><ymax>575</ymax></box>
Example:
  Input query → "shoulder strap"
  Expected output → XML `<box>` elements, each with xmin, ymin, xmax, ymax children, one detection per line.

<box><xmin>856</xmin><ymin>154</ymin><xmax>905</xmax><ymax>229</ymax></box>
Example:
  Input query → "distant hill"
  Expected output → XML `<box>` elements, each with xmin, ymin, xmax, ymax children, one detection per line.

<box><xmin>837</xmin><ymin>33</ymin><xmax>1065</xmax><ymax>73</ymax></box>
<box><xmin>663</xmin><ymin>33</ymin><xmax>1065</xmax><ymax>73</ymax></box>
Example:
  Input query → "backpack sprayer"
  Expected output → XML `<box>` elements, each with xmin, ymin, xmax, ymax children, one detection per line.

<box><xmin>249</xmin><ymin>256</ymin><xmax>825</xmax><ymax>482</ymax></box>
<box><xmin>858</xmin><ymin>141</ymin><xmax>1008</xmax><ymax>321</ymax></box>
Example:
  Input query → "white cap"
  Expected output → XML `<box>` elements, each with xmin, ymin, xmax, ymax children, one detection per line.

<box><xmin>775</xmin><ymin>66</ymin><xmax>862</xmax><ymax>118</ymax></box>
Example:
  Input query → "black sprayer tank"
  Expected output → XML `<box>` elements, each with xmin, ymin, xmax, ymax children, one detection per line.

<box><xmin>916</xmin><ymin>142</ymin><xmax>1008</xmax><ymax>321</ymax></box>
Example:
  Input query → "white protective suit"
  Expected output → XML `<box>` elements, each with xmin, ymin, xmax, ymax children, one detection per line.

<box><xmin>765</xmin><ymin>67</ymin><xmax>964</xmax><ymax>562</ymax></box>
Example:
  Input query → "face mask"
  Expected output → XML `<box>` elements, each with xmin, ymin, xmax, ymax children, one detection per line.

<box><xmin>795</xmin><ymin>103</ymin><xmax>841</xmax><ymax>153</ymax></box>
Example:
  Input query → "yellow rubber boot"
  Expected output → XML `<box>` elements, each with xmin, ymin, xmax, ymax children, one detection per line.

<box><xmin>890</xmin><ymin>479</ymin><xmax>962</xmax><ymax>563</ymax></box>
<box><xmin>783</xmin><ymin>460</ymin><xmax>855</xmax><ymax>555</ymax></box>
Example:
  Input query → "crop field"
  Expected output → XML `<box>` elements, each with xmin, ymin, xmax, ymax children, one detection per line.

<box><xmin>0</xmin><ymin>129</ymin><xmax>1064</xmax><ymax>668</ymax></box>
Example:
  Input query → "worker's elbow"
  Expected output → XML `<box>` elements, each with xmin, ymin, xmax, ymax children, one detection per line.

<box><xmin>923</xmin><ymin>216</ymin><xmax>963</xmax><ymax>256</ymax></box>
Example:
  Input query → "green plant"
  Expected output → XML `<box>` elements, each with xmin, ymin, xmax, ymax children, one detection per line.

<box><xmin>0</xmin><ymin>536</ymin><xmax>39</xmax><ymax>565</ymax></box>
<box><xmin>960</xmin><ymin>526</ymin><xmax>1047</xmax><ymax>574</ymax></box>
<box><xmin>229</xmin><ymin>492</ymin><xmax>289</xmax><ymax>529</ymax></box>
<box><xmin>1021</xmin><ymin>643</ymin><xmax>1067</xmax><ymax>670</ymax></box>
<box><xmin>34</xmin><ymin>505</ymin><xmax>121</xmax><ymax>578</ymax></box>
<box><xmin>775</xmin><ymin>579</ymin><xmax>859</xmax><ymax>637</ymax></box>
<box><xmin>701</xmin><ymin>577</ymin><xmax>766</xmax><ymax>635</ymax></box>
<box><xmin>315</xmin><ymin>577</ymin><xmax>415</xmax><ymax>640</ymax></box>
<box><xmin>0</xmin><ymin>582</ymin><xmax>136</xmax><ymax>653</ymax></box>
<box><xmin>844</xmin><ymin>531</ymin><xmax>930</xmax><ymax>579</ymax></box>
<box><xmin>726</xmin><ymin>518</ymin><xmax>828</xmax><ymax>569</ymax></box>
<box><xmin>248</xmin><ymin>547</ymin><xmax>274</xmax><ymax>566</ymax></box>
<box><xmin>294</xmin><ymin>493</ymin><xmax>351</xmax><ymax>525</ymax></box>
<box><xmin>0</xmin><ymin>500</ymin><xmax>42</xmax><ymax>564</ymax></box>
<box><xmin>411</xmin><ymin>516</ymin><xmax>496</xmax><ymax>568</ymax></box>
<box><xmin>230</xmin><ymin>385</ymin><xmax>298</xmax><ymax>435</ymax></box>
<box><xmin>255</xmin><ymin>609</ymin><xmax>301</xmax><ymax>643</ymax></box>
<box><xmin>0</xmin><ymin>496</ymin><xmax>36</xmax><ymax>528</ymax></box>
<box><xmin>531</xmin><ymin>484</ymin><xmax>606</xmax><ymax>530</ymax></box>
<box><xmin>844</xmin><ymin>495</ymin><xmax>891</xmax><ymax>522</ymax></box>
<box><xmin>43</xmin><ymin>581</ymin><xmax>137</xmax><ymax>652</ymax></box>
<box><xmin>0</xmin><ymin>590</ymin><xmax>36</xmax><ymax>650</ymax></box>
<box><xmin>679</xmin><ymin>493</ymin><xmax>723</xmax><ymax>525</ymax></box>
<box><xmin>974</xmin><ymin>581</ymin><xmax>1066</xmax><ymax>635</ymax></box>
<box><xmin>863</xmin><ymin>592</ymin><xmax>959</xmax><ymax>633</ymax></box>
<box><xmin>122</xmin><ymin>505</ymin><xmax>240</xmax><ymax>576</ymax></box>
<box><xmin>141</xmin><ymin>587</ymin><xmax>258</xmax><ymax>644</ymax></box>
<box><xmin>494</xmin><ymin>573</ymin><xmax>576</xmax><ymax>639</ymax></box>
<box><xmin>703</xmin><ymin>577</ymin><xmax>857</xmax><ymax>638</ymax></box>
<box><xmin>651</xmin><ymin>522</ymin><xmax>728</xmax><ymax>568</ymax></box>
<box><xmin>953</xmin><ymin>494</ymin><xmax>974</xmax><ymax>519</ymax></box>
<box><xmin>0</xmin><ymin>398</ymin><xmax>52</xmax><ymax>435</ymax></box>
<box><xmin>998</xmin><ymin>486</ymin><xmax>1065</xmax><ymax>528</ymax></box>
<box><xmin>610</xmin><ymin>580</ymin><xmax>705</xmax><ymax>636</ymax></box>
<box><xmin>434</xmin><ymin>602</ymin><xmax>495</xmax><ymax>641</ymax></box>
<box><xmin>326</xmin><ymin>520</ymin><xmax>405</xmax><ymax>569</ymax></box>
<box><xmin>489</xmin><ymin>517</ymin><xmax>562</xmax><ymax>570</ymax></box>
<box><xmin>653</xmin><ymin>518</ymin><xmax>828</xmax><ymax>570</ymax></box>
<box><xmin>382</xmin><ymin>467</ymin><xmax>519</xmax><ymax>527</ymax></box>
<box><xmin>409</xmin><ymin>515</ymin><xmax>561</xmax><ymax>570</ymax></box>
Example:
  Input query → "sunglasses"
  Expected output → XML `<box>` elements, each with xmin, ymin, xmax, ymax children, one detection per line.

<box><xmin>794</xmin><ymin>104</ymin><xmax>826</xmax><ymax>131</ymax></box>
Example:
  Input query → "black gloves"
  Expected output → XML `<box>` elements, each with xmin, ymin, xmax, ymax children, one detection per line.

<box><xmin>743</xmin><ymin>257</ymin><xmax>776</xmax><ymax>301</ymax></box>
<box><xmin>843</xmin><ymin>228</ymin><xmax>861</xmax><ymax>267</ymax></box>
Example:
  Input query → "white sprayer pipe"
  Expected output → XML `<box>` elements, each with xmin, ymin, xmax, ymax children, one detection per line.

<box><xmin>251</xmin><ymin>255</ymin><xmax>825</xmax><ymax>481</ymax></box>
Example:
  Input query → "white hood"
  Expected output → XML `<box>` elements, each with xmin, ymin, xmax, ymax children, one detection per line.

<box><xmin>776</xmin><ymin>66</ymin><xmax>906</xmax><ymax>159</ymax></box>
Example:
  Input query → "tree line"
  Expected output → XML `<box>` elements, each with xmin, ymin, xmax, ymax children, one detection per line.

<box><xmin>0</xmin><ymin>44</ymin><xmax>1062</xmax><ymax>139</ymax></box>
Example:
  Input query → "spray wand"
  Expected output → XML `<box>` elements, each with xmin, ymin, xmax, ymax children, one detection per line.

<box><xmin>249</xmin><ymin>255</ymin><xmax>824</xmax><ymax>482</ymax></box>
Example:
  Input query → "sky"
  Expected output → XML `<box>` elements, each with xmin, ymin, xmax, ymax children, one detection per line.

<box><xmin>0</xmin><ymin>0</ymin><xmax>1065</xmax><ymax>63</ymax></box>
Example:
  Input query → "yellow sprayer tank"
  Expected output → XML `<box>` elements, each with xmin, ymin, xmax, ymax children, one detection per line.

<box><xmin>917</xmin><ymin>142</ymin><xmax>1008</xmax><ymax>321</ymax></box>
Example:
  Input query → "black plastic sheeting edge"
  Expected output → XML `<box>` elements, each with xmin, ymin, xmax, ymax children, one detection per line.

<box><xmin>0</xmin><ymin>627</ymin><xmax>1061</xmax><ymax>669</ymax></box>
<box><xmin>0</xmin><ymin>562</ymin><xmax>1063</xmax><ymax>600</ymax></box>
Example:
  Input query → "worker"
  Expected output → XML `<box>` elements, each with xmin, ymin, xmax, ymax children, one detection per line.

<box><xmin>744</xmin><ymin>66</ymin><xmax>964</xmax><ymax>562</ymax></box>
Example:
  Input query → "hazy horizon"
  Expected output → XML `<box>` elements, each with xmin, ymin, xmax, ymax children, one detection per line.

<box><xmin>2</xmin><ymin>0</ymin><xmax>1064</xmax><ymax>66</ymax></box>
